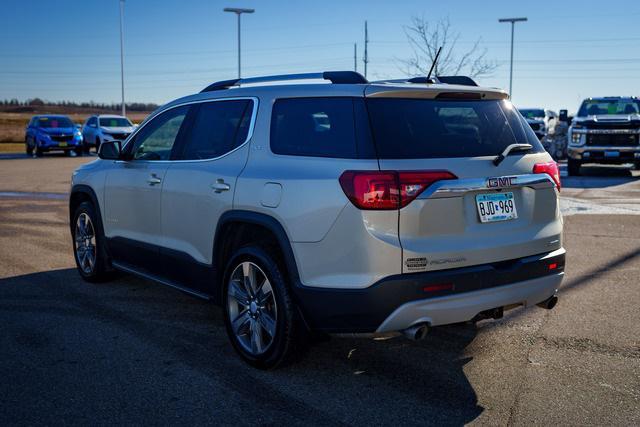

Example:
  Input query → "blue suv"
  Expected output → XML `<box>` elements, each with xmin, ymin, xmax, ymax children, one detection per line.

<box><xmin>25</xmin><ymin>115</ymin><xmax>83</xmax><ymax>157</ymax></box>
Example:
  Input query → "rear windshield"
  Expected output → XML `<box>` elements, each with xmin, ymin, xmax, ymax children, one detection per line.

<box><xmin>35</xmin><ymin>117</ymin><xmax>74</xmax><ymax>128</ymax></box>
<box><xmin>100</xmin><ymin>117</ymin><xmax>132</xmax><ymax>127</ymax></box>
<box><xmin>366</xmin><ymin>99</ymin><xmax>543</xmax><ymax>159</ymax></box>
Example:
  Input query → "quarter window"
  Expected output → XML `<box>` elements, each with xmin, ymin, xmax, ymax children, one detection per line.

<box><xmin>178</xmin><ymin>100</ymin><xmax>253</xmax><ymax>160</ymax></box>
<box><xmin>270</xmin><ymin>97</ymin><xmax>364</xmax><ymax>158</ymax></box>
<box><xmin>129</xmin><ymin>106</ymin><xmax>189</xmax><ymax>161</ymax></box>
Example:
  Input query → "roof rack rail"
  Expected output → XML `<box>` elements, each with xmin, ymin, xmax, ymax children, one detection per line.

<box><xmin>373</xmin><ymin>75</ymin><xmax>478</xmax><ymax>87</ymax></box>
<box><xmin>200</xmin><ymin>71</ymin><xmax>368</xmax><ymax>93</ymax></box>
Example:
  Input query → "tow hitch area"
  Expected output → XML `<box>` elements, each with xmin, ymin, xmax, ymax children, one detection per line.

<box><xmin>473</xmin><ymin>307</ymin><xmax>505</xmax><ymax>322</ymax></box>
<box><xmin>536</xmin><ymin>295</ymin><xmax>558</xmax><ymax>310</ymax></box>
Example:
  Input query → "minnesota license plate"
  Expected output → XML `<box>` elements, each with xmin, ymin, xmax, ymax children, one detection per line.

<box><xmin>476</xmin><ymin>192</ymin><xmax>517</xmax><ymax>223</ymax></box>
<box><xmin>59</xmin><ymin>142</ymin><xmax>67</xmax><ymax>147</ymax></box>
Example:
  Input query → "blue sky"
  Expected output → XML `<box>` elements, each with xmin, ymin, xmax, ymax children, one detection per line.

<box><xmin>2</xmin><ymin>0</ymin><xmax>639</xmax><ymax>113</ymax></box>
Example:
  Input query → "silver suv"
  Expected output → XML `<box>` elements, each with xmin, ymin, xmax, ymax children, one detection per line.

<box><xmin>69</xmin><ymin>71</ymin><xmax>565</xmax><ymax>368</ymax></box>
<box><xmin>81</xmin><ymin>114</ymin><xmax>136</xmax><ymax>153</ymax></box>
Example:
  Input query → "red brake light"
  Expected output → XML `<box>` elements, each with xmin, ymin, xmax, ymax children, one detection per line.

<box><xmin>339</xmin><ymin>170</ymin><xmax>457</xmax><ymax>210</ymax></box>
<box><xmin>533</xmin><ymin>161</ymin><xmax>561</xmax><ymax>191</ymax></box>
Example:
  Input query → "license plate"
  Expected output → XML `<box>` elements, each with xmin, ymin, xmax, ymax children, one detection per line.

<box><xmin>604</xmin><ymin>151</ymin><xmax>619</xmax><ymax>158</ymax></box>
<box><xmin>59</xmin><ymin>142</ymin><xmax>67</xmax><ymax>147</ymax></box>
<box><xmin>476</xmin><ymin>192</ymin><xmax>517</xmax><ymax>223</ymax></box>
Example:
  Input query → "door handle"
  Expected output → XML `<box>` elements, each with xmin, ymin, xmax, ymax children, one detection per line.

<box><xmin>147</xmin><ymin>174</ymin><xmax>162</xmax><ymax>186</ymax></box>
<box><xmin>211</xmin><ymin>179</ymin><xmax>231</xmax><ymax>193</ymax></box>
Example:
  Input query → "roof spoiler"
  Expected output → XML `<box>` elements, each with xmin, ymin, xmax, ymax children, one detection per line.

<box><xmin>200</xmin><ymin>71</ymin><xmax>368</xmax><ymax>92</ymax></box>
<box><xmin>374</xmin><ymin>75</ymin><xmax>478</xmax><ymax>87</ymax></box>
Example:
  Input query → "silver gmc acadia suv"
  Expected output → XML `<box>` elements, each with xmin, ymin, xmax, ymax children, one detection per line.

<box><xmin>69</xmin><ymin>71</ymin><xmax>565</xmax><ymax>368</ymax></box>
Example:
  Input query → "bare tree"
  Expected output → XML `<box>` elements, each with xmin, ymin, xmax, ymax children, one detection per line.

<box><xmin>400</xmin><ymin>16</ymin><xmax>497</xmax><ymax>78</ymax></box>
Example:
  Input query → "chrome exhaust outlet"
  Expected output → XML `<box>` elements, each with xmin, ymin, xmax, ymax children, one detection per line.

<box><xmin>536</xmin><ymin>295</ymin><xmax>558</xmax><ymax>310</ymax></box>
<box><xmin>403</xmin><ymin>323</ymin><xmax>430</xmax><ymax>341</ymax></box>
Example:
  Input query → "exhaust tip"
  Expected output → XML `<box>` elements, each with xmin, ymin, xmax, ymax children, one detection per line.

<box><xmin>403</xmin><ymin>323</ymin><xmax>430</xmax><ymax>341</ymax></box>
<box><xmin>537</xmin><ymin>295</ymin><xmax>558</xmax><ymax>310</ymax></box>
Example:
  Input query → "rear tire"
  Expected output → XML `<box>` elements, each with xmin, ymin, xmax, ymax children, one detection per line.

<box><xmin>34</xmin><ymin>145</ymin><xmax>43</xmax><ymax>157</ymax></box>
<box><xmin>222</xmin><ymin>245</ymin><xmax>306</xmax><ymax>369</ymax></box>
<box><xmin>568</xmin><ymin>158</ymin><xmax>581</xmax><ymax>176</ymax></box>
<box><xmin>72</xmin><ymin>201</ymin><xmax>112</xmax><ymax>282</ymax></box>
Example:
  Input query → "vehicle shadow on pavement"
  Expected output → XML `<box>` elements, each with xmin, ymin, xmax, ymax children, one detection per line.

<box><xmin>561</xmin><ymin>164</ymin><xmax>638</xmax><ymax>189</ymax></box>
<box><xmin>0</xmin><ymin>268</ymin><xmax>482</xmax><ymax>425</ymax></box>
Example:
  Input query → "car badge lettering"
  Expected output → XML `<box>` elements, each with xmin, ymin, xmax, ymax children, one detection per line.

<box><xmin>487</xmin><ymin>176</ymin><xmax>517</xmax><ymax>188</ymax></box>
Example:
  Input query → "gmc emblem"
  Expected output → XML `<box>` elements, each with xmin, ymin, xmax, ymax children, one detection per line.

<box><xmin>487</xmin><ymin>176</ymin><xmax>517</xmax><ymax>188</ymax></box>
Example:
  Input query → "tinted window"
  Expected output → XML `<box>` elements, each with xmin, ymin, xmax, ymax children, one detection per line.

<box><xmin>179</xmin><ymin>100</ymin><xmax>252</xmax><ymax>160</ymax></box>
<box><xmin>35</xmin><ymin>116</ymin><xmax>74</xmax><ymax>128</ymax></box>
<box><xmin>100</xmin><ymin>117</ymin><xmax>132</xmax><ymax>127</ymax></box>
<box><xmin>577</xmin><ymin>99</ymin><xmax>640</xmax><ymax>116</ymax></box>
<box><xmin>129</xmin><ymin>106</ymin><xmax>189</xmax><ymax>161</ymax></box>
<box><xmin>366</xmin><ymin>99</ymin><xmax>544</xmax><ymax>159</ymax></box>
<box><xmin>271</xmin><ymin>98</ymin><xmax>361</xmax><ymax>158</ymax></box>
<box><xmin>519</xmin><ymin>109</ymin><xmax>545</xmax><ymax>119</ymax></box>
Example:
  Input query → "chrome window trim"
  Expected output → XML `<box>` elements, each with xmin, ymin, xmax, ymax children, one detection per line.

<box><xmin>419</xmin><ymin>173</ymin><xmax>556</xmax><ymax>200</ymax></box>
<box><xmin>116</xmin><ymin>96</ymin><xmax>259</xmax><ymax>164</ymax></box>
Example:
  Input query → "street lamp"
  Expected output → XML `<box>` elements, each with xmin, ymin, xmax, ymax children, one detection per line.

<box><xmin>119</xmin><ymin>0</ymin><xmax>126</xmax><ymax>116</ymax></box>
<box><xmin>498</xmin><ymin>17</ymin><xmax>527</xmax><ymax>99</ymax></box>
<box><xmin>224</xmin><ymin>7</ymin><xmax>255</xmax><ymax>79</ymax></box>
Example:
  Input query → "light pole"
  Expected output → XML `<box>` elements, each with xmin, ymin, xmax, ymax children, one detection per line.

<box><xmin>119</xmin><ymin>0</ymin><xmax>126</xmax><ymax>116</ymax></box>
<box><xmin>224</xmin><ymin>7</ymin><xmax>254</xmax><ymax>79</ymax></box>
<box><xmin>498</xmin><ymin>17</ymin><xmax>527</xmax><ymax>99</ymax></box>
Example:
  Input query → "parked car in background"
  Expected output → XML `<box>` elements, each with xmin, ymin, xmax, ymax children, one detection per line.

<box><xmin>567</xmin><ymin>97</ymin><xmax>640</xmax><ymax>175</ymax></box>
<box><xmin>25</xmin><ymin>115</ymin><xmax>83</xmax><ymax>157</ymax></box>
<box><xmin>70</xmin><ymin>71</ymin><xmax>564</xmax><ymax>368</ymax></box>
<box><xmin>81</xmin><ymin>115</ymin><xmax>135</xmax><ymax>153</ymax></box>
<box><xmin>519</xmin><ymin>108</ymin><xmax>558</xmax><ymax>140</ymax></box>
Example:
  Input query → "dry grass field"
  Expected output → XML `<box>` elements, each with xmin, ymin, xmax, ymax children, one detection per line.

<box><xmin>0</xmin><ymin>106</ymin><xmax>150</xmax><ymax>148</ymax></box>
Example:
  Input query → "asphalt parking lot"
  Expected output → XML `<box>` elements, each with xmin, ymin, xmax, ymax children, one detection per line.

<box><xmin>0</xmin><ymin>154</ymin><xmax>638</xmax><ymax>426</ymax></box>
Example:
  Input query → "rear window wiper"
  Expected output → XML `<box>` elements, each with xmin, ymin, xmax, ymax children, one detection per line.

<box><xmin>493</xmin><ymin>143</ymin><xmax>533</xmax><ymax>166</ymax></box>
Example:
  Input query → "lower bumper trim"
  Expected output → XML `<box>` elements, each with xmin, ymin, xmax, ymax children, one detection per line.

<box><xmin>376</xmin><ymin>272</ymin><xmax>563</xmax><ymax>333</ymax></box>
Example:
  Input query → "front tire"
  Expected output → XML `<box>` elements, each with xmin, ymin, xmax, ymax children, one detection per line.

<box><xmin>568</xmin><ymin>158</ymin><xmax>581</xmax><ymax>176</ymax></box>
<box><xmin>223</xmin><ymin>246</ymin><xmax>306</xmax><ymax>369</ymax></box>
<box><xmin>72</xmin><ymin>201</ymin><xmax>111</xmax><ymax>282</ymax></box>
<box><xmin>25</xmin><ymin>137</ymin><xmax>34</xmax><ymax>156</ymax></box>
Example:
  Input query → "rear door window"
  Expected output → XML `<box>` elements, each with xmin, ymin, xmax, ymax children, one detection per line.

<box><xmin>270</xmin><ymin>97</ymin><xmax>373</xmax><ymax>158</ymax></box>
<box><xmin>365</xmin><ymin>99</ymin><xmax>544</xmax><ymax>159</ymax></box>
<box><xmin>178</xmin><ymin>99</ymin><xmax>253</xmax><ymax>160</ymax></box>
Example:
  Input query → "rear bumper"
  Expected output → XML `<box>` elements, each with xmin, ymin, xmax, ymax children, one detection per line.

<box><xmin>376</xmin><ymin>272</ymin><xmax>562</xmax><ymax>332</ymax></box>
<box><xmin>293</xmin><ymin>248</ymin><xmax>565</xmax><ymax>333</ymax></box>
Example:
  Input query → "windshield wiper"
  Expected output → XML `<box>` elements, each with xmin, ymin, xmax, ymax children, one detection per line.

<box><xmin>493</xmin><ymin>143</ymin><xmax>533</xmax><ymax>166</ymax></box>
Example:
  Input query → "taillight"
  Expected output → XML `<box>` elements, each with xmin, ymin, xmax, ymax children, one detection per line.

<box><xmin>533</xmin><ymin>161</ymin><xmax>561</xmax><ymax>191</ymax></box>
<box><xmin>339</xmin><ymin>170</ymin><xmax>457</xmax><ymax>210</ymax></box>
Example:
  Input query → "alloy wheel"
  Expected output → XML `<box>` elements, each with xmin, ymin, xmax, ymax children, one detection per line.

<box><xmin>227</xmin><ymin>261</ymin><xmax>278</xmax><ymax>355</ymax></box>
<box><xmin>74</xmin><ymin>212</ymin><xmax>96</xmax><ymax>274</ymax></box>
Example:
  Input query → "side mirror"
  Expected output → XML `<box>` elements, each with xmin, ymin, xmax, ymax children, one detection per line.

<box><xmin>89</xmin><ymin>123</ymin><xmax>97</xmax><ymax>128</ymax></box>
<box><xmin>98</xmin><ymin>140</ymin><xmax>122</xmax><ymax>160</ymax></box>
<box><xmin>559</xmin><ymin>109</ymin><xmax>568</xmax><ymax>122</ymax></box>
